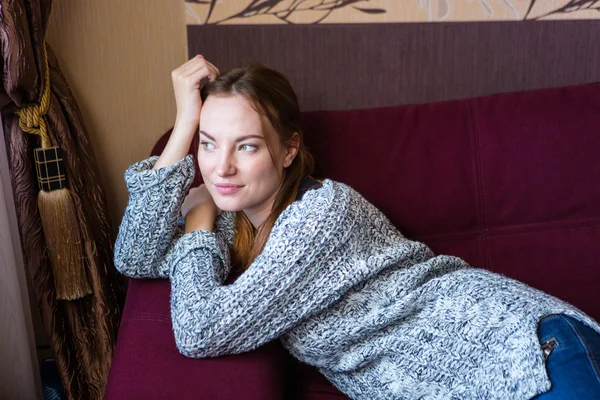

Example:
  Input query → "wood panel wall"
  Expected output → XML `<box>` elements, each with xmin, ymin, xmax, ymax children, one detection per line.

<box><xmin>188</xmin><ymin>21</ymin><xmax>600</xmax><ymax>111</ymax></box>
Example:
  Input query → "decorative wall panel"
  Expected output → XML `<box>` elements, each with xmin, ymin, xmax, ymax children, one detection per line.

<box><xmin>185</xmin><ymin>1</ymin><xmax>600</xmax><ymax>25</ymax></box>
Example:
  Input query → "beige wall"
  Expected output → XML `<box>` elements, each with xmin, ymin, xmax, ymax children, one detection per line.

<box><xmin>30</xmin><ymin>0</ymin><xmax>187</xmax><ymax>352</ymax></box>
<box><xmin>46</xmin><ymin>0</ymin><xmax>188</xmax><ymax>237</ymax></box>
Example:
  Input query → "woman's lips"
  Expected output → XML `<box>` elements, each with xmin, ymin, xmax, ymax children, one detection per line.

<box><xmin>215</xmin><ymin>184</ymin><xmax>243</xmax><ymax>195</ymax></box>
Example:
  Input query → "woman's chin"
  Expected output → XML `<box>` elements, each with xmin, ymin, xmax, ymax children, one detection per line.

<box><xmin>214</xmin><ymin>201</ymin><xmax>243</xmax><ymax>213</ymax></box>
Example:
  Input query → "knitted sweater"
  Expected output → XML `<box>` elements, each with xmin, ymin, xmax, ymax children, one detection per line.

<box><xmin>114</xmin><ymin>155</ymin><xmax>600</xmax><ymax>400</ymax></box>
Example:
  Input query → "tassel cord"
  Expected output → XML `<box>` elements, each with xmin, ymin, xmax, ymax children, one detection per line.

<box><xmin>15</xmin><ymin>43</ymin><xmax>52</xmax><ymax>149</ymax></box>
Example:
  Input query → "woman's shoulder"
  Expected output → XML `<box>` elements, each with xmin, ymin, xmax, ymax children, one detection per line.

<box><xmin>300</xmin><ymin>179</ymin><xmax>395</xmax><ymax>229</ymax></box>
<box><xmin>296</xmin><ymin>178</ymin><xmax>351</xmax><ymax>203</ymax></box>
<box><xmin>262</xmin><ymin>179</ymin><xmax>354</xmax><ymax>243</ymax></box>
<box><xmin>283</xmin><ymin>178</ymin><xmax>365</xmax><ymax>224</ymax></box>
<box><xmin>304</xmin><ymin>179</ymin><xmax>365</xmax><ymax>203</ymax></box>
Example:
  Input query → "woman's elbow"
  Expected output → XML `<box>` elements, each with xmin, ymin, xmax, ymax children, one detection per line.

<box><xmin>173</xmin><ymin>330</ymin><xmax>212</xmax><ymax>358</ymax></box>
<box><xmin>113</xmin><ymin>255</ymin><xmax>130</xmax><ymax>276</ymax></box>
<box><xmin>113</xmin><ymin>253</ymin><xmax>139</xmax><ymax>278</ymax></box>
<box><xmin>113</xmin><ymin>235</ymin><xmax>133</xmax><ymax>275</ymax></box>
<box><xmin>175</xmin><ymin>340</ymin><xmax>202</xmax><ymax>358</ymax></box>
<box><xmin>173</xmin><ymin>323</ymin><xmax>231</xmax><ymax>358</ymax></box>
<box><xmin>113</xmin><ymin>250</ymin><xmax>167</xmax><ymax>279</ymax></box>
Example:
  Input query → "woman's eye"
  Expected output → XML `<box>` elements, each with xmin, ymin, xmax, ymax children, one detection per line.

<box><xmin>239</xmin><ymin>144</ymin><xmax>257</xmax><ymax>152</ymax></box>
<box><xmin>201</xmin><ymin>141</ymin><xmax>215</xmax><ymax>150</ymax></box>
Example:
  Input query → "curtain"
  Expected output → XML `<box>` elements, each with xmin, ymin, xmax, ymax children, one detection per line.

<box><xmin>0</xmin><ymin>1</ymin><xmax>126</xmax><ymax>399</ymax></box>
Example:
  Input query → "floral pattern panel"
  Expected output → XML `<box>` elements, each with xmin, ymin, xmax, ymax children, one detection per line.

<box><xmin>185</xmin><ymin>0</ymin><xmax>600</xmax><ymax>25</ymax></box>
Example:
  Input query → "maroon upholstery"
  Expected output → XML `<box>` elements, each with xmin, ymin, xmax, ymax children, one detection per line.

<box><xmin>106</xmin><ymin>83</ymin><xmax>600</xmax><ymax>399</ymax></box>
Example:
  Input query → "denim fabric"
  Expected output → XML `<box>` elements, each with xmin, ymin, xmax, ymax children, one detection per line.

<box><xmin>534</xmin><ymin>314</ymin><xmax>600</xmax><ymax>399</ymax></box>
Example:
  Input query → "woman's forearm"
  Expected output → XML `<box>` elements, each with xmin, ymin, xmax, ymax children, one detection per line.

<box><xmin>153</xmin><ymin>119</ymin><xmax>197</xmax><ymax>170</ymax></box>
<box><xmin>184</xmin><ymin>205</ymin><xmax>216</xmax><ymax>233</ymax></box>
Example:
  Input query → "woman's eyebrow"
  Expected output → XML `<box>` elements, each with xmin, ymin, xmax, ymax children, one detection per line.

<box><xmin>199</xmin><ymin>131</ymin><xmax>264</xmax><ymax>143</ymax></box>
<box><xmin>235</xmin><ymin>135</ymin><xmax>265</xmax><ymax>142</ymax></box>
<box><xmin>199</xmin><ymin>130</ymin><xmax>215</xmax><ymax>141</ymax></box>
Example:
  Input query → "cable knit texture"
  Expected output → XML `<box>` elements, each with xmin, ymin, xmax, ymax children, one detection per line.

<box><xmin>115</xmin><ymin>155</ymin><xmax>600</xmax><ymax>400</ymax></box>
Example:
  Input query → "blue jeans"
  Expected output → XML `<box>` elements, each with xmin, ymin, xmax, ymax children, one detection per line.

<box><xmin>533</xmin><ymin>314</ymin><xmax>600</xmax><ymax>399</ymax></box>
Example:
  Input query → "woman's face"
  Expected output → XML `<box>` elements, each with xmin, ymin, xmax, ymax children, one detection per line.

<box><xmin>198</xmin><ymin>94</ymin><xmax>297</xmax><ymax>227</ymax></box>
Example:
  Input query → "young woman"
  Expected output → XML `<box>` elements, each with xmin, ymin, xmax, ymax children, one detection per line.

<box><xmin>114</xmin><ymin>55</ymin><xmax>600</xmax><ymax>399</ymax></box>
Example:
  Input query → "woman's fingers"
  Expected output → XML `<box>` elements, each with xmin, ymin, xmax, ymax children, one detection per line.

<box><xmin>182</xmin><ymin>61</ymin><xmax>219</xmax><ymax>81</ymax></box>
<box><xmin>205</xmin><ymin>60</ymin><xmax>220</xmax><ymax>80</ymax></box>
<box><xmin>178</xmin><ymin>54</ymin><xmax>205</xmax><ymax>73</ymax></box>
<box><xmin>182</xmin><ymin>64</ymin><xmax>214</xmax><ymax>80</ymax></box>
<box><xmin>170</xmin><ymin>54</ymin><xmax>219</xmax><ymax>124</ymax></box>
<box><xmin>173</xmin><ymin>55</ymin><xmax>209</xmax><ymax>78</ymax></box>
<box><xmin>178</xmin><ymin>67</ymin><xmax>211</xmax><ymax>91</ymax></box>
<box><xmin>179</xmin><ymin>59</ymin><xmax>219</xmax><ymax>86</ymax></box>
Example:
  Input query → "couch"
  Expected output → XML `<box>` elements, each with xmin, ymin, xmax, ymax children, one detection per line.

<box><xmin>105</xmin><ymin>83</ymin><xmax>600</xmax><ymax>399</ymax></box>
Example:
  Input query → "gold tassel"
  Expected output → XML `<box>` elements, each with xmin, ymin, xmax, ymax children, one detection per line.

<box><xmin>15</xmin><ymin>42</ymin><xmax>92</xmax><ymax>301</ymax></box>
<box><xmin>38</xmin><ymin>188</ymin><xmax>92</xmax><ymax>300</ymax></box>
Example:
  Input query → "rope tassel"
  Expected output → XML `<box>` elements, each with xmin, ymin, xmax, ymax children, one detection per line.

<box><xmin>35</xmin><ymin>148</ymin><xmax>92</xmax><ymax>300</ymax></box>
<box><xmin>16</xmin><ymin>43</ymin><xmax>92</xmax><ymax>301</ymax></box>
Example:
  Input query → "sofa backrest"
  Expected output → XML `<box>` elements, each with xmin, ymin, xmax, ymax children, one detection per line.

<box><xmin>152</xmin><ymin>83</ymin><xmax>600</xmax><ymax>321</ymax></box>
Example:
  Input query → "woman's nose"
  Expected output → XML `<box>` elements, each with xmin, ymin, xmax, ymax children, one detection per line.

<box><xmin>216</xmin><ymin>152</ymin><xmax>236</xmax><ymax>177</ymax></box>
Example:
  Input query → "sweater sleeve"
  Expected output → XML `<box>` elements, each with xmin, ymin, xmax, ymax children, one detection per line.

<box><xmin>113</xmin><ymin>155</ymin><xmax>195</xmax><ymax>279</ymax></box>
<box><xmin>168</xmin><ymin>182</ymin><xmax>362</xmax><ymax>358</ymax></box>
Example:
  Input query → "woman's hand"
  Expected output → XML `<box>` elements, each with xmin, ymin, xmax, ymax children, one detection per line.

<box><xmin>182</xmin><ymin>184</ymin><xmax>222</xmax><ymax>233</ymax></box>
<box><xmin>171</xmin><ymin>54</ymin><xmax>220</xmax><ymax>128</ymax></box>
<box><xmin>154</xmin><ymin>55</ymin><xmax>219</xmax><ymax>170</ymax></box>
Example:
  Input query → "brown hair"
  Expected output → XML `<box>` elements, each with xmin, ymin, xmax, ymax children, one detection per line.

<box><xmin>200</xmin><ymin>63</ymin><xmax>314</xmax><ymax>272</ymax></box>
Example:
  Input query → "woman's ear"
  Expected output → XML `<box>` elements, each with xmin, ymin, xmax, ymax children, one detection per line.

<box><xmin>283</xmin><ymin>132</ymin><xmax>300</xmax><ymax>168</ymax></box>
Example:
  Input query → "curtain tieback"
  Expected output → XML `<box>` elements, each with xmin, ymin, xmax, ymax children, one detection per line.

<box><xmin>15</xmin><ymin>42</ymin><xmax>92</xmax><ymax>301</ymax></box>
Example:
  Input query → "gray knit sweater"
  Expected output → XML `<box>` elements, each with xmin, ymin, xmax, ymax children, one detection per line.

<box><xmin>115</xmin><ymin>155</ymin><xmax>600</xmax><ymax>400</ymax></box>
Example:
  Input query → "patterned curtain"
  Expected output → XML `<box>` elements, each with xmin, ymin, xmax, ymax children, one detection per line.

<box><xmin>0</xmin><ymin>1</ymin><xmax>126</xmax><ymax>398</ymax></box>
